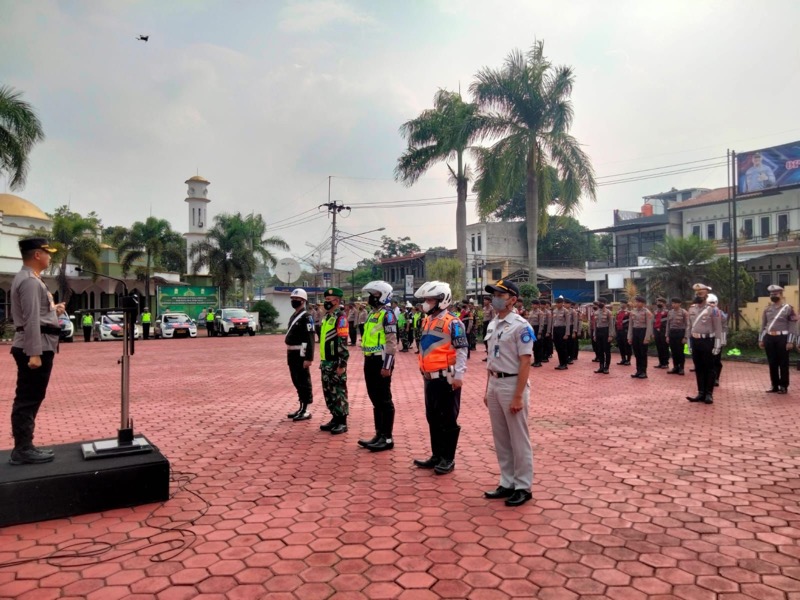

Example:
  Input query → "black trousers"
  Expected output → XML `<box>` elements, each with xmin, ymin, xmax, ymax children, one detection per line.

<box><xmin>142</xmin><ymin>323</ymin><xmax>150</xmax><ymax>339</ymax></box>
<box><xmin>544</xmin><ymin>334</ymin><xmax>553</xmax><ymax>358</ymax></box>
<box><xmin>424</xmin><ymin>377</ymin><xmax>461</xmax><ymax>460</ymax></box>
<box><xmin>617</xmin><ymin>332</ymin><xmax>631</xmax><ymax>361</ymax></box>
<box><xmin>595</xmin><ymin>328</ymin><xmax>611</xmax><ymax>369</ymax></box>
<box><xmin>591</xmin><ymin>335</ymin><xmax>599</xmax><ymax>361</ymax></box>
<box><xmin>765</xmin><ymin>334</ymin><xmax>790</xmax><ymax>388</ymax></box>
<box><xmin>631</xmin><ymin>328</ymin><xmax>649</xmax><ymax>374</ymax></box>
<box><xmin>364</xmin><ymin>355</ymin><xmax>394</xmax><ymax>436</ymax></box>
<box><xmin>552</xmin><ymin>326</ymin><xmax>568</xmax><ymax>366</ymax></box>
<box><xmin>348</xmin><ymin>322</ymin><xmax>357</xmax><ymax>345</ymax></box>
<box><xmin>654</xmin><ymin>328</ymin><xmax>670</xmax><ymax>366</ymax></box>
<box><xmin>691</xmin><ymin>337</ymin><xmax>716</xmax><ymax>396</ymax></box>
<box><xmin>287</xmin><ymin>351</ymin><xmax>313</xmax><ymax>405</ymax></box>
<box><xmin>669</xmin><ymin>330</ymin><xmax>686</xmax><ymax>370</ymax></box>
<box><xmin>11</xmin><ymin>348</ymin><xmax>55</xmax><ymax>449</ymax></box>
<box><xmin>532</xmin><ymin>327</ymin><xmax>542</xmax><ymax>364</ymax></box>
<box><xmin>569</xmin><ymin>332</ymin><xmax>578</xmax><ymax>360</ymax></box>
<box><xmin>482</xmin><ymin>321</ymin><xmax>490</xmax><ymax>349</ymax></box>
<box><xmin>83</xmin><ymin>326</ymin><xmax>92</xmax><ymax>342</ymax></box>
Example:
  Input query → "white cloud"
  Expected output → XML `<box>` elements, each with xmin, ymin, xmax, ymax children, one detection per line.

<box><xmin>278</xmin><ymin>0</ymin><xmax>374</xmax><ymax>33</ymax></box>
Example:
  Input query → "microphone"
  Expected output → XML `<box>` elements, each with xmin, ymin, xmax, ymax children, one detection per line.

<box><xmin>75</xmin><ymin>266</ymin><xmax>129</xmax><ymax>295</ymax></box>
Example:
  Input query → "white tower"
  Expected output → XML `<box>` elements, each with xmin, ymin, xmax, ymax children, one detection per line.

<box><xmin>184</xmin><ymin>175</ymin><xmax>211</xmax><ymax>275</ymax></box>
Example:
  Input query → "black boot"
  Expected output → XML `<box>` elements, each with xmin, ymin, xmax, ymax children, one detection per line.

<box><xmin>414</xmin><ymin>426</ymin><xmax>440</xmax><ymax>468</ymax></box>
<box><xmin>330</xmin><ymin>415</ymin><xmax>348</xmax><ymax>435</ymax></box>
<box><xmin>368</xmin><ymin>406</ymin><xmax>395</xmax><ymax>452</ymax></box>
<box><xmin>293</xmin><ymin>403</ymin><xmax>312</xmax><ymax>421</ymax></box>
<box><xmin>434</xmin><ymin>427</ymin><xmax>460</xmax><ymax>475</ymax></box>
<box><xmin>287</xmin><ymin>404</ymin><xmax>303</xmax><ymax>419</ymax></box>
<box><xmin>320</xmin><ymin>416</ymin><xmax>336</xmax><ymax>431</ymax></box>
<box><xmin>358</xmin><ymin>409</ymin><xmax>381</xmax><ymax>448</ymax></box>
<box><xmin>686</xmin><ymin>393</ymin><xmax>705</xmax><ymax>402</ymax></box>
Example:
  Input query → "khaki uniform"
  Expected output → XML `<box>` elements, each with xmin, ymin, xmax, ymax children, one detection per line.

<box><xmin>550</xmin><ymin>306</ymin><xmax>572</xmax><ymax>368</ymax></box>
<box><xmin>627</xmin><ymin>307</ymin><xmax>653</xmax><ymax>376</ymax></box>
<box><xmin>686</xmin><ymin>301</ymin><xmax>723</xmax><ymax>400</ymax></box>
<box><xmin>591</xmin><ymin>308</ymin><xmax>615</xmax><ymax>371</ymax></box>
<box><xmin>760</xmin><ymin>301</ymin><xmax>798</xmax><ymax>391</ymax></box>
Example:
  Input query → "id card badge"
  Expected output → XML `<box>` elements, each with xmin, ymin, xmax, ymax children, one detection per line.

<box><xmin>493</xmin><ymin>345</ymin><xmax>500</xmax><ymax>358</ymax></box>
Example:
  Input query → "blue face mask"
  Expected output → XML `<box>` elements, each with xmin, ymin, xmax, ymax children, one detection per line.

<box><xmin>491</xmin><ymin>297</ymin><xmax>508</xmax><ymax>311</ymax></box>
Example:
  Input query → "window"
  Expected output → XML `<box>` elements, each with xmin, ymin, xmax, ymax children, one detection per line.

<box><xmin>471</xmin><ymin>266</ymin><xmax>477</xmax><ymax>279</ymax></box>
<box><xmin>477</xmin><ymin>234</ymin><xmax>482</xmax><ymax>252</ymax></box>
<box><xmin>491</xmin><ymin>268</ymin><xmax>502</xmax><ymax>280</ymax></box>
<box><xmin>691</xmin><ymin>225</ymin><xmax>701</xmax><ymax>238</ymax></box>
<box><xmin>722</xmin><ymin>221</ymin><xmax>731</xmax><ymax>241</ymax></box>
<box><xmin>192</xmin><ymin>208</ymin><xmax>195</xmax><ymax>226</ymax></box>
<box><xmin>778</xmin><ymin>272</ymin><xmax>790</xmax><ymax>287</ymax></box>
<box><xmin>778</xmin><ymin>213</ymin><xmax>789</xmax><ymax>240</ymax></box>
<box><xmin>760</xmin><ymin>216</ymin><xmax>770</xmax><ymax>239</ymax></box>
<box><xmin>471</xmin><ymin>235</ymin><xmax>475</xmax><ymax>252</ymax></box>
<box><xmin>707</xmin><ymin>223</ymin><xmax>716</xmax><ymax>240</ymax></box>
<box><xmin>390</xmin><ymin>267</ymin><xmax>395</xmax><ymax>281</ymax></box>
<box><xmin>742</xmin><ymin>219</ymin><xmax>753</xmax><ymax>240</ymax></box>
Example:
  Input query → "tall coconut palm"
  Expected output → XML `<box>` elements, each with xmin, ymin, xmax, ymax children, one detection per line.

<box><xmin>395</xmin><ymin>89</ymin><xmax>483</xmax><ymax>284</ymax></box>
<box><xmin>646</xmin><ymin>235</ymin><xmax>717</xmax><ymax>299</ymax></box>
<box><xmin>116</xmin><ymin>217</ymin><xmax>183</xmax><ymax>307</ymax></box>
<box><xmin>470</xmin><ymin>41</ymin><xmax>596</xmax><ymax>284</ymax></box>
<box><xmin>47</xmin><ymin>206</ymin><xmax>101</xmax><ymax>304</ymax></box>
<box><xmin>241</xmin><ymin>212</ymin><xmax>289</xmax><ymax>304</ymax></box>
<box><xmin>0</xmin><ymin>85</ymin><xmax>45</xmax><ymax>190</ymax></box>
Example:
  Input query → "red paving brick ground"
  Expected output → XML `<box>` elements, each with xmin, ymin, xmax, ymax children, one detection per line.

<box><xmin>1</xmin><ymin>335</ymin><xmax>799</xmax><ymax>600</ymax></box>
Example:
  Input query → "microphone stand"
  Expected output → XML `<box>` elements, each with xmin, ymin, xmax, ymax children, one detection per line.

<box><xmin>74</xmin><ymin>267</ymin><xmax>152</xmax><ymax>459</ymax></box>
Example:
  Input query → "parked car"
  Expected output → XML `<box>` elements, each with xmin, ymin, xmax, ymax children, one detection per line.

<box><xmin>213</xmin><ymin>307</ymin><xmax>256</xmax><ymax>336</ymax></box>
<box><xmin>59</xmin><ymin>314</ymin><xmax>75</xmax><ymax>343</ymax></box>
<box><xmin>93</xmin><ymin>313</ymin><xmax>142</xmax><ymax>341</ymax></box>
<box><xmin>154</xmin><ymin>312</ymin><xmax>197</xmax><ymax>339</ymax></box>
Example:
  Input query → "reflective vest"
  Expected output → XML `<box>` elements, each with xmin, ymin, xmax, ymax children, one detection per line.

<box><xmin>413</xmin><ymin>312</ymin><xmax>421</xmax><ymax>328</ymax></box>
<box><xmin>82</xmin><ymin>314</ymin><xmax>93</xmax><ymax>327</ymax></box>
<box><xmin>362</xmin><ymin>309</ymin><xmax>387</xmax><ymax>355</ymax></box>
<box><xmin>319</xmin><ymin>311</ymin><xmax>347</xmax><ymax>361</ymax></box>
<box><xmin>206</xmin><ymin>311</ymin><xmax>215</xmax><ymax>322</ymax></box>
<box><xmin>418</xmin><ymin>311</ymin><xmax>457</xmax><ymax>372</ymax></box>
<box><xmin>141</xmin><ymin>312</ymin><xmax>151</xmax><ymax>324</ymax></box>
<box><xmin>397</xmin><ymin>312</ymin><xmax>406</xmax><ymax>328</ymax></box>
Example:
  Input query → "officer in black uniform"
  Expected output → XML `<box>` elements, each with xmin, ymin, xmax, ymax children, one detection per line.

<box><xmin>285</xmin><ymin>288</ymin><xmax>315</xmax><ymax>421</ymax></box>
<box><xmin>8</xmin><ymin>238</ymin><xmax>62</xmax><ymax>465</ymax></box>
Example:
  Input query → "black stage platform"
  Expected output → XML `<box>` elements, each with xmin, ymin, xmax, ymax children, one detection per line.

<box><xmin>0</xmin><ymin>437</ymin><xmax>170</xmax><ymax>527</ymax></box>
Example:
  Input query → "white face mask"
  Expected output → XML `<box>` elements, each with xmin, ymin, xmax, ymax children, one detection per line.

<box><xmin>491</xmin><ymin>296</ymin><xmax>508</xmax><ymax>311</ymax></box>
<box><xmin>422</xmin><ymin>301</ymin><xmax>436</xmax><ymax>314</ymax></box>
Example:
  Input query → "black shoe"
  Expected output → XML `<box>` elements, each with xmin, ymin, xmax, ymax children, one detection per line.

<box><xmin>567</xmin><ymin>360</ymin><xmax>574</xmax><ymax>365</ymax></box>
<box><xmin>653</xmin><ymin>364</ymin><xmax>664</xmax><ymax>369</ymax></box>
<box><xmin>30</xmin><ymin>445</ymin><xmax>54</xmax><ymax>456</ymax></box>
<box><xmin>367</xmin><ymin>437</ymin><xmax>394</xmax><ymax>452</ymax></box>
<box><xmin>714</xmin><ymin>380</ymin><xmax>720</xmax><ymax>387</ymax></box>
<box><xmin>678</xmin><ymin>369</ymin><xmax>685</xmax><ymax>376</ymax></box>
<box><xmin>602</xmin><ymin>369</ymin><xmax>609</xmax><ymax>374</ymax></box>
<box><xmin>504</xmin><ymin>490</ymin><xmax>533</xmax><ymax>507</ymax></box>
<box><xmin>541</xmin><ymin>358</ymin><xmax>550</xmax><ymax>363</ymax></box>
<box><xmin>636</xmin><ymin>373</ymin><xmax>648</xmax><ymax>379</ymax></box>
<box><xmin>434</xmin><ymin>458</ymin><xmax>455</xmax><ymax>475</ymax></box>
<box><xmin>592</xmin><ymin>359</ymin><xmax>600</xmax><ymax>363</ymax></box>
<box><xmin>555</xmin><ymin>365</ymin><xmax>568</xmax><ymax>370</ymax></box>
<box><xmin>358</xmin><ymin>434</ymin><xmax>380</xmax><ymax>448</ymax></box>
<box><xmin>9</xmin><ymin>447</ymin><xmax>55</xmax><ymax>465</ymax></box>
<box><xmin>413</xmin><ymin>455</ymin><xmax>440</xmax><ymax>469</ymax></box>
<box><xmin>481</xmin><ymin>358</ymin><xmax>487</xmax><ymax>362</ymax></box>
<box><xmin>484</xmin><ymin>486</ymin><xmax>515</xmax><ymax>499</ymax></box>
<box><xmin>766</xmin><ymin>387</ymin><xmax>779</xmax><ymax>393</ymax></box>
<box><xmin>287</xmin><ymin>408</ymin><xmax>302</xmax><ymax>419</ymax></box>
<box><xmin>703</xmin><ymin>395</ymin><xmax>714</xmax><ymax>404</ymax></box>
<box><xmin>320</xmin><ymin>418</ymin><xmax>336</xmax><ymax>431</ymax></box>
<box><xmin>330</xmin><ymin>423</ymin><xmax>348</xmax><ymax>435</ymax></box>
<box><xmin>630</xmin><ymin>372</ymin><xmax>640</xmax><ymax>378</ymax></box>
<box><xmin>594</xmin><ymin>368</ymin><xmax>604</xmax><ymax>374</ymax></box>
<box><xmin>667</xmin><ymin>369</ymin><xmax>678</xmax><ymax>374</ymax></box>
<box><xmin>686</xmin><ymin>394</ymin><xmax>704</xmax><ymax>402</ymax></box>
<box><xmin>293</xmin><ymin>411</ymin><xmax>311</xmax><ymax>421</ymax></box>
<box><xmin>778</xmin><ymin>386</ymin><xmax>788</xmax><ymax>395</ymax></box>
<box><xmin>532</xmin><ymin>363</ymin><xmax>542</xmax><ymax>368</ymax></box>
<box><xmin>689</xmin><ymin>368</ymin><xmax>695</xmax><ymax>372</ymax></box>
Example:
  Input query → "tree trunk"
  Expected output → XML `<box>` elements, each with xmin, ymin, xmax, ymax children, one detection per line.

<box><xmin>455</xmin><ymin>151</ymin><xmax>467</xmax><ymax>299</ymax></box>
<box><xmin>526</xmin><ymin>146</ymin><xmax>539</xmax><ymax>285</ymax></box>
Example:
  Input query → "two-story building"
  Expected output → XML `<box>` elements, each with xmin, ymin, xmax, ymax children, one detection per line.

<box><xmin>380</xmin><ymin>249</ymin><xmax>456</xmax><ymax>300</ymax></box>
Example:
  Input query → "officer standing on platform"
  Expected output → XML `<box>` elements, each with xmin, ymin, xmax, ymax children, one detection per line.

<box><xmin>627</xmin><ymin>295</ymin><xmax>653</xmax><ymax>379</ymax></box>
<box><xmin>358</xmin><ymin>281</ymin><xmax>398</xmax><ymax>452</ymax></box>
<box><xmin>759</xmin><ymin>284</ymin><xmax>797</xmax><ymax>394</ymax></box>
<box><xmin>413</xmin><ymin>281</ymin><xmax>468</xmax><ymax>475</ymax></box>
<box><xmin>551</xmin><ymin>296</ymin><xmax>572</xmax><ymax>370</ymax></box>
<box><xmin>653</xmin><ymin>298</ymin><xmax>670</xmax><ymax>368</ymax></box>
<box><xmin>9</xmin><ymin>237</ymin><xmax>62</xmax><ymax>465</ymax></box>
<box><xmin>666</xmin><ymin>297</ymin><xmax>689</xmax><ymax>375</ymax></box>
<box><xmin>686</xmin><ymin>283</ymin><xmax>723</xmax><ymax>404</ymax></box>
<box><xmin>318</xmin><ymin>288</ymin><xmax>350</xmax><ymax>434</ymax></box>
<box><xmin>483</xmin><ymin>279</ymin><xmax>534</xmax><ymax>507</ymax></box>
<box><xmin>615</xmin><ymin>300</ymin><xmax>632</xmax><ymax>366</ymax></box>
<box><xmin>592</xmin><ymin>299</ymin><xmax>615</xmax><ymax>374</ymax></box>
<box><xmin>206</xmin><ymin>307</ymin><xmax>215</xmax><ymax>336</ymax></box>
<box><xmin>285</xmin><ymin>288</ymin><xmax>315</xmax><ymax>422</ymax></box>
<box><xmin>141</xmin><ymin>306</ymin><xmax>152</xmax><ymax>340</ymax></box>
<box><xmin>81</xmin><ymin>311</ymin><xmax>94</xmax><ymax>342</ymax></box>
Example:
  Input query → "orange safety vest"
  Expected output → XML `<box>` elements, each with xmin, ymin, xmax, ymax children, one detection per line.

<box><xmin>418</xmin><ymin>311</ymin><xmax>458</xmax><ymax>372</ymax></box>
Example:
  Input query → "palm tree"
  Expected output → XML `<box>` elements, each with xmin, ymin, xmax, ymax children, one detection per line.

<box><xmin>646</xmin><ymin>235</ymin><xmax>717</xmax><ymax>299</ymax></box>
<box><xmin>48</xmin><ymin>206</ymin><xmax>101</xmax><ymax>305</ymax></box>
<box><xmin>241</xmin><ymin>212</ymin><xmax>289</xmax><ymax>305</ymax></box>
<box><xmin>116</xmin><ymin>217</ymin><xmax>183</xmax><ymax>307</ymax></box>
<box><xmin>0</xmin><ymin>85</ymin><xmax>45</xmax><ymax>190</ymax></box>
<box><xmin>395</xmin><ymin>89</ymin><xmax>483</xmax><ymax>284</ymax></box>
<box><xmin>470</xmin><ymin>41</ymin><xmax>596</xmax><ymax>284</ymax></box>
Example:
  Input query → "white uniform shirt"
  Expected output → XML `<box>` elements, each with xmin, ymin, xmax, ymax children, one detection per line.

<box><xmin>486</xmin><ymin>312</ymin><xmax>535</xmax><ymax>374</ymax></box>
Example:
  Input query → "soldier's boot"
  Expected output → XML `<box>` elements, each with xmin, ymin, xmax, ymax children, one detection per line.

<box><xmin>330</xmin><ymin>415</ymin><xmax>348</xmax><ymax>435</ymax></box>
<box><xmin>368</xmin><ymin>407</ymin><xmax>395</xmax><ymax>452</ymax></box>
<box><xmin>434</xmin><ymin>427</ymin><xmax>460</xmax><ymax>475</ymax></box>
<box><xmin>358</xmin><ymin>409</ymin><xmax>381</xmax><ymax>448</ymax></box>
<box><xmin>414</xmin><ymin>426</ymin><xmax>441</xmax><ymax>468</ymax></box>
<box><xmin>293</xmin><ymin>403</ymin><xmax>312</xmax><ymax>421</ymax></box>
<box><xmin>320</xmin><ymin>415</ymin><xmax>337</xmax><ymax>431</ymax></box>
<box><xmin>287</xmin><ymin>403</ymin><xmax>304</xmax><ymax>419</ymax></box>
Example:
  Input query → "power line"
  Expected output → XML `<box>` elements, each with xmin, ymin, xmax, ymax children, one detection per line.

<box><xmin>596</xmin><ymin>156</ymin><xmax>726</xmax><ymax>180</ymax></box>
<box><xmin>266</xmin><ymin>213</ymin><xmax>327</xmax><ymax>233</ymax></box>
<box><xmin>597</xmin><ymin>162</ymin><xmax>727</xmax><ymax>187</ymax></box>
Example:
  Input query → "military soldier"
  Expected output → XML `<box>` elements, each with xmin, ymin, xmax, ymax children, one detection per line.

<box><xmin>592</xmin><ymin>299</ymin><xmax>615</xmax><ymax>374</ymax></box>
<box><xmin>627</xmin><ymin>295</ymin><xmax>653</xmax><ymax>379</ymax></box>
<box><xmin>358</xmin><ymin>281</ymin><xmax>398</xmax><ymax>452</ymax></box>
<box><xmin>551</xmin><ymin>296</ymin><xmax>572</xmax><ymax>370</ymax></box>
<box><xmin>483</xmin><ymin>279</ymin><xmax>534</xmax><ymax>507</ymax></box>
<box><xmin>686</xmin><ymin>283</ymin><xmax>723</xmax><ymax>404</ymax></box>
<box><xmin>318</xmin><ymin>288</ymin><xmax>350</xmax><ymax>434</ymax></box>
<box><xmin>615</xmin><ymin>300</ymin><xmax>632</xmax><ymax>365</ymax></box>
<box><xmin>413</xmin><ymin>281</ymin><xmax>468</xmax><ymax>475</ymax></box>
<box><xmin>81</xmin><ymin>311</ymin><xmax>94</xmax><ymax>342</ymax></box>
<box><xmin>759</xmin><ymin>284</ymin><xmax>797</xmax><ymax>394</ymax></box>
<box><xmin>666</xmin><ymin>297</ymin><xmax>689</xmax><ymax>375</ymax></box>
<box><xmin>285</xmin><ymin>289</ymin><xmax>315</xmax><ymax>422</ymax></box>
<box><xmin>8</xmin><ymin>238</ymin><xmax>62</xmax><ymax>465</ymax></box>
<box><xmin>653</xmin><ymin>297</ymin><xmax>670</xmax><ymax>368</ymax></box>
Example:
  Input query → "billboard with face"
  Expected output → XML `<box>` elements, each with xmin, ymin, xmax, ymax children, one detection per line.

<box><xmin>737</xmin><ymin>140</ymin><xmax>800</xmax><ymax>194</ymax></box>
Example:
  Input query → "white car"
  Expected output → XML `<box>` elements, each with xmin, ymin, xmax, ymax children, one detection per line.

<box><xmin>214</xmin><ymin>308</ymin><xmax>256</xmax><ymax>336</ymax></box>
<box><xmin>58</xmin><ymin>314</ymin><xmax>75</xmax><ymax>343</ymax></box>
<box><xmin>93</xmin><ymin>313</ymin><xmax>142</xmax><ymax>341</ymax></box>
<box><xmin>154</xmin><ymin>313</ymin><xmax>197</xmax><ymax>339</ymax></box>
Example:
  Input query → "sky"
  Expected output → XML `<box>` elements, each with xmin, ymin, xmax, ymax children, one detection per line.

<box><xmin>3</xmin><ymin>0</ymin><xmax>800</xmax><ymax>270</ymax></box>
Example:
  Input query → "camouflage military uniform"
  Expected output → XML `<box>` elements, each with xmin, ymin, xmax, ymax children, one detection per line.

<box><xmin>320</xmin><ymin>307</ymin><xmax>350</xmax><ymax>418</ymax></box>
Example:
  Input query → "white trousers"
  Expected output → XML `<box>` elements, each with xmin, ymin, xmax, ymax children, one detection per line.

<box><xmin>487</xmin><ymin>376</ymin><xmax>533</xmax><ymax>491</ymax></box>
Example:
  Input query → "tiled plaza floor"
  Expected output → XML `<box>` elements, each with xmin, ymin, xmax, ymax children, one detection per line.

<box><xmin>0</xmin><ymin>335</ymin><xmax>799</xmax><ymax>600</ymax></box>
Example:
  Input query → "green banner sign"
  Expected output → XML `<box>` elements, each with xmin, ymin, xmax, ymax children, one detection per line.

<box><xmin>156</xmin><ymin>286</ymin><xmax>219</xmax><ymax>322</ymax></box>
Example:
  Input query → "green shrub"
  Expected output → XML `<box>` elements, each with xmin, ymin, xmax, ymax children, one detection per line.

<box><xmin>251</xmin><ymin>300</ymin><xmax>279</xmax><ymax>330</ymax></box>
<box><xmin>727</xmin><ymin>328</ymin><xmax>760</xmax><ymax>350</ymax></box>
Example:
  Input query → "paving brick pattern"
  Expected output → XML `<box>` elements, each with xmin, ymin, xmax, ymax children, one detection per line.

<box><xmin>1</xmin><ymin>337</ymin><xmax>799</xmax><ymax>599</ymax></box>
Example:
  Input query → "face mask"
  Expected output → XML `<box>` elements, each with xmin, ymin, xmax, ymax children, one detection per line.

<box><xmin>598</xmin><ymin>304</ymin><xmax>605</xmax><ymax>309</ymax></box>
<box><xmin>770</xmin><ymin>295</ymin><xmax>781</xmax><ymax>303</ymax></box>
<box><xmin>491</xmin><ymin>297</ymin><xmax>508</xmax><ymax>311</ymax></box>
<box><xmin>368</xmin><ymin>295</ymin><xmax>381</xmax><ymax>308</ymax></box>
<box><xmin>693</xmin><ymin>296</ymin><xmax>703</xmax><ymax>304</ymax></box>
<box><xmin>323</xmin><ymin>300</ymin><xmax>334</xmax><ymax>311</ymax></box>
<box><xmin>657</xmin><ymin>304</ymin><xmax>664</xmax><ymax>309</ymax></box>
<box><xmin>291</xmin><ymin>299</ymin><xmax>303</xmax><ymax>309</ymax></box>
<box><xmin>422</xmin><ymin>301</ymin><xmax>437</xmax><ymax>314</ymax></box>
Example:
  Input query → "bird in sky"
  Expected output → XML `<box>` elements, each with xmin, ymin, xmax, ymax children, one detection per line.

<box><xmin>136</xmin><ymin>35</ymin><xmax>149</xmax><ymax>42</ymax></box>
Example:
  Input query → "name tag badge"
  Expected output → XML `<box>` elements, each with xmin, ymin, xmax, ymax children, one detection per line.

<box><xmin>493</xmin><ymin>345</ymin><xmax>500</xmax><ymax>358</ymax></box>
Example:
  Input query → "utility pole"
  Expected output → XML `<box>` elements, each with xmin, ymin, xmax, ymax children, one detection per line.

<box><xmin>320</xmin><ymin>176</ymin><xmax>350</xmax><ymax>288</ymax></box>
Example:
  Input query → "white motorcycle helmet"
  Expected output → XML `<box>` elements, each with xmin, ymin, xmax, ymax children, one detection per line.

<box><xmin>414</xmin><ymin>281</ymin><xmax>452</xmax><ymax>311</ymax></box>
<box><xmin>362</xmin><ymin>280</ymin><xmax>393</xmax><ymax>305</ymax></box>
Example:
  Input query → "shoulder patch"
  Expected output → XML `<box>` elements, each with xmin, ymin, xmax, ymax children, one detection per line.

<box><xmin>384</xmin><ymin>310</ymin><xmax>396</xmax><ymax>324</ymax></box>
<box><xmin>520</xmin><ymin>325</ymin><xmax>535</xmax><ymax>344</ymax></box>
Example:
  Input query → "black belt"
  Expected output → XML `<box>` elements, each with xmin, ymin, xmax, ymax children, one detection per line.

<box><xmin>16</xmin><ymin>325</ymin><xmax>61</xmax><ymax>335</ymax></box>
<box><xmin>489</xmin><ymin>371</ymin><xmax>518</xmax><ymax>378</ymax></box>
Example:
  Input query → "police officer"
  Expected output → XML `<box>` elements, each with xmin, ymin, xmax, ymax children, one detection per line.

<box><xmin>615</xmin><ymin>300</ymin><xmax>632</xmax><ymax>366</ymax></box>
<box><xmin>627</xmin><ymin>295</ymin><xmax>653</xmax><ymax>379</ymax></box>
<box><xmin>319</xmin><ymin>288</ymin><xmax>350</xmax><ymax>434</ymax></box>
<box><xmin>653</xmin><ymin>298</ymin><xmax>670</xmax><ymax>369</ymax></box>
<box><xmin>285</xmin><ymin>288</ymin><xmax>315</xmax><ymax>422</ymax></box>
<box><xmin>592</xmin><ymin>299</ymin><xmax>615</xmax><ymax>374</ymax></box>
<box><xmin>707</xmin><ymin>294</ymin><xmax>727</xmax><ymax>387</ymax></box>
<box><xmin>528</xmin><ymin>299</ymin><xmax>544</xmax><ymax>368</ymax></box>
<box><xmin>481</xmin><ymin>296</ymin><xmax>494</xmax><ymax>357</ymax></box>
<box><xmin>413</xmin><ymin>281</ymin><xmax>468</xmax><ymax>475</ymax></box>
<box><xmin>483</xmin><ymin>279</ymin><xmax>534</xmax><ymax>507</ymax></box>
<box><xmin>551</xmin><ymin>296</ymin><xmax>571</xmax><ymax>370</ymax></box>
<box><xmin>412</xmin><ymin>303</ymin><xmax>423</xmax><ymax>354</ymax></box>
<box><xmin>81</xmin><ymin>311</ymin><xmax>94</xmax><ymax>342</ymax></box>
<box><xmin>589</xmin><ymin>301</ymin><xmax>600</xmax><ymax>363</ymax></box>
<box><xmin>141</xmin><ymin>306</ymin><xmax>152</xmax><ymax>340</ymax></box>
<box><xmin>9</xmin><ymin>238</ymin><xmax>62</xmax><ymax>465</ymax></box>
<box><xmin>206</xmin><ymin>306</ymin><xmax>215</xmax><ymax>336</ymax></box>
<box><xmin>358</xmin><ymin>281</ymin><xmax>398</xmax><ymax>452</ymax></box>
<box><xmin>397</xmin><ymin>302</ymin><xmax>409</xmax><ymax>352</ymax></box>
<box><xmin>541</xmin><ymin>299</ymin><xmax>553</xmax><ymax>362</ymax></box>
<box><xmin>759</xmin><ymin>284</ymin><xmax>797</xmax><ymax>394</ymax></box>
<box><xmin>686</xmin><ymin>283</ymin><xmax>723</xmax><ymax>404</ymax></box>
<box><xmin>568</xmin><ymin>300</ymin><xmax>580</xmax><ymax>363</ymax></box>
<box><xmin>666</xmin><ymin>297</ymin><xmax>689</xmax><ymax>375</ymax></box>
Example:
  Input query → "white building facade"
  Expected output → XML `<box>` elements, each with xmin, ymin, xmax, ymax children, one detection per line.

<box><xmin>184</xmin><ymin>175</ymin><xmax>211</xmax><ymax>276</ymax></box>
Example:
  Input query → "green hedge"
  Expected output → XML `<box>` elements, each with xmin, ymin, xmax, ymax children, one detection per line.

<box><xmin>727</xmin><ymin>328</ymin><xmax>760</xmax><ymax>350</ymax></box>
